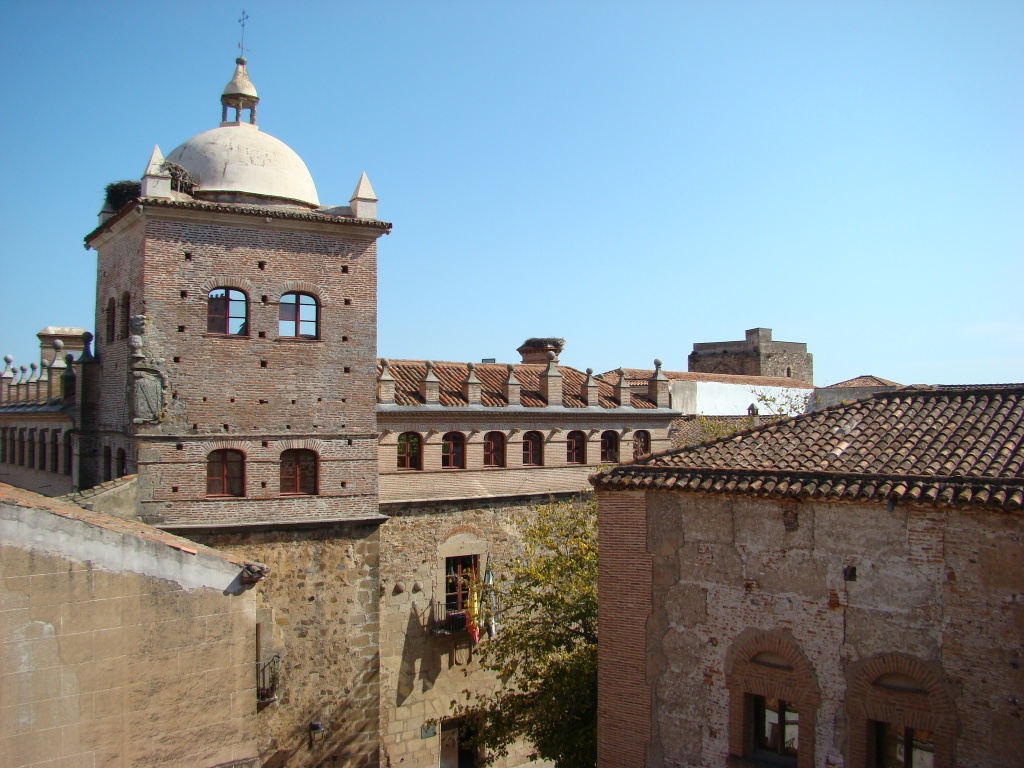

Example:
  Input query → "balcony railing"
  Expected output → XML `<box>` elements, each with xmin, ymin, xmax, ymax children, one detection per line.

<box><xmin>257</xmin><ymin>654</ymin><xmax>281</xmax><ymax>704</ymax></box>
<box><xmin>427</xmin><ymin>600</ymin><xmax>468</xmax><ymax>635</ymax></box>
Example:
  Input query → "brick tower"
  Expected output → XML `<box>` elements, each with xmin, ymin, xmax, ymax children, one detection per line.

<box><xmin>81</xmin><ymin>57</ymin><xmax>392</xmax><ymax>766</ymax></box>
<box><xmin>84</xmin><ymin>56</ymin><xmax>390</xmax><ymax>529</ymax></box>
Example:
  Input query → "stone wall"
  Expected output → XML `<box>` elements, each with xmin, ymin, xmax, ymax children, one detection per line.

<box><xmin>688</xmin><ymin>328</ymin><xmax>814</xmax><ymax>385</ymax></box>
<box><xmin>378</xmin><ymin>498</ymin><xmax>561</xmax><ymax>768</ymax></box>
<box><xmin>596</xmin><ymin>488</ymin><xmax>1024</xmax><ymax>767</ymax></box>
<box><xmin>0</xmin><ymin>484</ymin><xmax>258</xmax><ymax>768</ymax></box>
<box><xmin>190</xmin><ymin>522</ymin><xmax>382</xmax><ymax>768</ymax></box>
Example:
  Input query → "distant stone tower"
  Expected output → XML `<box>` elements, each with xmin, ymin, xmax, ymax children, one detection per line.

<box><xmin>83</xmin><ymin>56</ymin><xmax>391</xmax><ymax>528</ymax></box>
<box><xmin>688</xmin><ymin>327</ymin><xmax>813</xmax><ymax>384</ymax></box>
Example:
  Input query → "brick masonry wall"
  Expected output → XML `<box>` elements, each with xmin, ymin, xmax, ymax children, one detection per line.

<box><xmin>629</xmin><ymin>491</ymin><xmax>1024</xmax><ymax>767</ymax></box>
<box><xmin>379</xmin><ymin>421</ymin><xmax>671</xmax><ymax>503</ymax></box>
<box><xmin>595</xmin><ymin>489</ymin><xmax>651</xmax><ymax>768</ymax></box>
<box><xmin>88</xmin><ymin>207</ymin><xmax>383</xmax><ymax>527</ymax></box>
<box><xmin>1</xmin><ymin>495</ymin><xmax>258</xmax><ymax>768</ymax></box>
<box><xmin>190</xmin><ymin>522</ymin><xmax>382</xmax><ymax>768</ymax></box>
<box><xmin>378</xmin><ymin>499</ymin><xmax>558</xmax><ymax>768</ymax></box>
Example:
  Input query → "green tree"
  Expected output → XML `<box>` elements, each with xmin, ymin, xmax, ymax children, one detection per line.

<box><xmin>452</xmin><ymin>495</ymin><xmax>597</xmax><ymax>767</ymax></box>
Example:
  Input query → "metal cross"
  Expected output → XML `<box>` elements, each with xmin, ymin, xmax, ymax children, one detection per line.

<box><xmin>237</xmin><ymin>9</ymin><xmax>249</xmax><ymax>57</ymax></box>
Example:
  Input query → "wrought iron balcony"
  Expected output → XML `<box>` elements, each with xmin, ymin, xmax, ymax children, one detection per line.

<box><xmin>428</xmin><ymin>600</ymin><xmax>468</xmax><ymax>635</ymax></box>
<box><xmin>257</xmin><ymin>654</ymin><xmax>281</xmax><ymax>704</ymax></box>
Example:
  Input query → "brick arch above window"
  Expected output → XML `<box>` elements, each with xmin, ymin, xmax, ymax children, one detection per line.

<box><xmin>198</xmin><ymin>276</ymin><xmax>257</xmax><ymax>296</ymax></box>
<box><xmin>197</xmin><ymin>439</ymin><xmax>256</xmax><ymax>456</ymax></box>
<box><xmin>270</xmin><ymin>281</ymin><xmax>324</xmax><ymax>304</ymax></box>
<box><xmin>725</xmin><ymin>629</ymin><xmax>820</xmax><ymax>768</ymax></box>
<box><xmin>276</xmin><ymin>437</ymin><xmax>328</xmax><ymax>454</ymax></box>
<box><xmin>846</xmin><ymin>653</ymin><xmax>958</xmax><ymax>768</ymax></box>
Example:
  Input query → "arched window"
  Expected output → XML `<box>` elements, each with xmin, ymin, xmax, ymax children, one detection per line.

<box><xmin>633</xmin><ymin>430</ymin><xmax>651</xmax><ymax>459</ymax></box>
<box><xmin>116</xmin><ymin>448</ymin><xmax>127</xmax><ymax>478</ymax></box>
<box><xmin>207</xmin><ymin>288</ymin><xmax>248</xmax><ymax>335</ymax></box>
<box><xmin>600</xmin><ymin>430</ymin><xmax>619</xmax><ymax>463</ymax></box>
<box><xmin>102</xmin><ymin>446</ymin><xmax>112</xmax><ymax>481</ymax></box>
<box><xmin>280</xmin><ymin>449</ymin><xmax>318</xmax><ymax>495</ymax></box>
<box><xmin>279</xmin><ymin>292</ymin><xmax>319</xmax><ymax>339</ymax></box>
<box><xmin>846</xmin><ymin>655</ymin><xmax>957</xmax><ymax>768</ymax></box>
<box><xmin>105</xmin><ymin>298</ymin><xmax>116</xmax><ymax>343</ymax></box>
<box><xmin>17</xmin><ymin>429</ymin><xmax>26</xmax><ymax>466</ymax></box>
<box><xmin>483</xmin><ymin>431</ymin><xmax>505</xmax><ymax>467</ymax></box>
<box><xmin>27</xmin><ymin>430</ymin><xmax>36</xmax><ymax>469</ymax></box>
<box><xmin>726</xmin><ymin>631</ymin><xmax>819</xmax><ymax>768</ymax></box>
<box><xmin>119</xmin><ymin>292</ymin><xmax>131</xmax><ymax>339</ymax></box>
<box><xmin>397</xmin><ymin>432</ymin><xmax>422</xmax><ymax>470</ymax></box>
<box><xmin>442</xmin><ymin>432</ymin><xmax>465</xmax><ymax>469</ymax></box>
<box><xmin>38</xmin><ymin>430</ymin><xmax>48</xmax><ymax>471</ymax></box>
<box><xmin>207</xmin><ymin>449</ymin><xmax>245</xmax><ymax>497</ymax></box>
<box><xmin>0</xmin><ymin>428</ymin><xmax>6</xmax><ymax>463</ymax></box>
<box><xmin>566</xmin><ymin>430</ymin><xmax>586</xmax><ymax>465</ymax></box>
<box><xmin>522</xmin><ymin>431</ymin><xmax>543</xmax><ymax>466</ymax></box>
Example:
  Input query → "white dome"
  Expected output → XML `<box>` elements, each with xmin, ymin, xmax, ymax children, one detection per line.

<box><xmin>165</xmin><ymin>124</ymin><xmax>319</xmax><ymax>207</ymax></box>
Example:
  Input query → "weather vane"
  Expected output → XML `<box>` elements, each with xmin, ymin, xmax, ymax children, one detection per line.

<box><xmin>237</xmin><ymin>9</ymin><xmax>249</xmax><ymax>58</ymax></box>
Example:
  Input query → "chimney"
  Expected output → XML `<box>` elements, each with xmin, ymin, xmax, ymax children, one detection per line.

<box><xmin>581</xmin><ymin>368</ymin><xmax>599</xmax><ymax>406</ymax></box>
<box><xmin>615</xmin><ymin>368</ymin><xmax>633</xmax><ymax>409</ymax></box>
<box><xmin>419</xmin><ymin>361</ymin><xmax>440</xmax><ymax>405</ymax></box>
<box><xmin>539</xmin><ymin>352</ymin><xmax>562</xmax><ymax>407</ymax></box>
<box><xmin>518</xmin><ymin>337</ymin><xmax>565</xmax><ymax>364</ymax></box>
<box><xmin>377</xmin><ymin>359</ymin><xmax>395</xmax><ymax>404</ymax></box>
<box><xmin>648</xmin><ymin>359</ymin><xmax>669</xmax><ymax>408</ymax></box>
<box><xmin>462</xmin><ymin>363</ymin><xmax>482</xmax><ymax>405</ymax></box>
<box><xmin>502</xmin><ymin>364</ymin><xmax>521</xmax><ymax>406</ymax></box>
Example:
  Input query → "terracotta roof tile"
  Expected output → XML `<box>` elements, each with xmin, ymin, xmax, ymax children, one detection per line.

<box><xmin>592</xmin><ymin>384</ymin><xmax>1024</xmax><ymax>511</ymax></box>
<box><xmin>380</xmin><ymin>360</ymin><xmax>658</xmax><ymax>409</ymax></box>
<box><xmin>825</xmin><ymin>375</ymin><xmax>901</xmax><ymax>388</ymax></box>
<box><xmin>599</xmin><ymin>368</ymin><xmax>814</xmax><ymax>389</ymax></box>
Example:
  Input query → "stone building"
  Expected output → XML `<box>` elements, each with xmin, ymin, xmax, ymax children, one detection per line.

<box><xmin>688</xmin><ymin>327</ymin><xmax>814</xmax><ymax>384</ymax></box>
<box><xmin>1</xmin><ymin>482</ymin><xmax>260</xmax><ymax>767</ymax></box>
<box><xmin>592</xmin><ymin>384</ymin><xmax>1024</xmax><ymax>767</ymax></box>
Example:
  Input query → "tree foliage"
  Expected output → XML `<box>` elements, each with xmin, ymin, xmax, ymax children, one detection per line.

<box><xmin>452</xmin><ymin>495</ymin><xmax>597</xmax><ymax>767</ymax></box>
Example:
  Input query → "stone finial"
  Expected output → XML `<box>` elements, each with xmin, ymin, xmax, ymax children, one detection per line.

<box><xmin>502</xmin><ymin>364</ymin><xmax>521</xmax><ymax>407</ymax></box>
<box><xmin>462</xmin><ymin>362</ymin><xmax>481</xmax><ymax>405</ymax></box>
<box><xmin>377</xmin><ymin>358</ymin><xmax>395</xmax><ymax>404</ymax></box>
<box><xmin>518</xmin><ymin>337</ymin><xmax>564</xmax><ymax>364</ymax></box>
<box><xmin>0</xmin><ymin>355</ymin><xmax>13</xmax><ymax>404</ymax></box>
<box><xmin>615</xmin><ymin>367</ymin><xmax>633</xmax><ymax>409</ymax></box>
<box><xmin>540</xmin><ymin>351</ymin><xmax>562</xmax><ymax>407</ymax></box>
<box><xmin>141</xmin><ymin>145</ymin><xmax>172</xmax><ymax>199</ymax></box>
<box><xmin>648</xmin><ymin>359</ymin><xmax>670</xmax><ymax>408</ymax></box>
<box><xmin>349</xmin><ymin>172</ymin><xmax>378</xmax><ymax>220</ymax></box>
<box><xmin>420</xmin><ymin>361</ymin><xmax>440</xmax><ymax>405</ymax></box>
<box><xmin>78</xmin><ymin>332</ymin><xmax>96</xmax><ymax>363</ymax></box>
<box><xmin>748</xmin><ymin>403</ymin><xmax>760</xmax><ymax>427</ymax></box>
<box><xmin>581</xmin><ymin>367</ymin><xmax>599</xmax><ymax>406</ymax></box>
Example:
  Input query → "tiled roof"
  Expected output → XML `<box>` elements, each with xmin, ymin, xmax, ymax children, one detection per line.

<box><xmin>825</xmin><ymin>375</ymin><xmax>901</xmax><ymax>388</ymax></box>
<box><xmin>599</xmin><ymin>368</ymin><xmax>814</xmax><ymax>389</ymax></box>
<box><xmin>592</xmin><ymin>385</ymin><xmax>1024</xmax><ymax>511</ymax></box>
<box><xmin>0</xmin><ymin>481</ymin><xmax>244</xmax><ymax>563</ymax></box>
<box><xmin>379</xmin><ymin>360</ymin><xmax>659</xmax><ymax>409</ymax></box>
<box><xmin>85</xmin><ymin>196</ymin><xmax>392</xmax><ymax>244</ymax></box>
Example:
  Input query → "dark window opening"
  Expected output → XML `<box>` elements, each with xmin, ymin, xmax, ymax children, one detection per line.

<box><xmin>566</xmin><ymin>430</ymin><xmax>586</xmax><ymax>465</ymax></box>
<box><xmin>483</xmin><ymin>431</ymin><xmax>505</xmax><ymax>467</ymax></box>
<box><xmin>633</xmin><ymin>430</ymin><xmax>651</xmax><ymax>460</ymax></box>
<box><xmin>600</xmin><ymin>430</ymin><xmax>619</xmax><ymax>463</ymax></box>
<box><xmin>522</xmin><ymin>431</ymin><xmax>543</xmax><ymax>466</ymax></box>
<box><xmin>397</xmin><ymin>432</ymin><xmax>422</xmax><ymax>470</ymax></box>
<box><xmin>750</xmin><ymin>695</ymin><xmax>799</xmax><ymax>765</ymax></box>
<box><xmin>207</xmin><ymin>449</ymin><xmax>245</xmax><ymax>497</ymax></box>
<box><xmin>442</xmin><ymin>432</ymin><xmax>465</xmax><ymax>469</ymax></box>
<box><xmin>280</xmin><ymin>449</ymin><xmax>318</xmax><ymax>495</ymax></box>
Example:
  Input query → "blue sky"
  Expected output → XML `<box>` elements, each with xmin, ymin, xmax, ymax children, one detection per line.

<box><xmin>1</xmin><ymin>1</ymin><xmax>1021</xmax><ymax>386</ymax></box>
